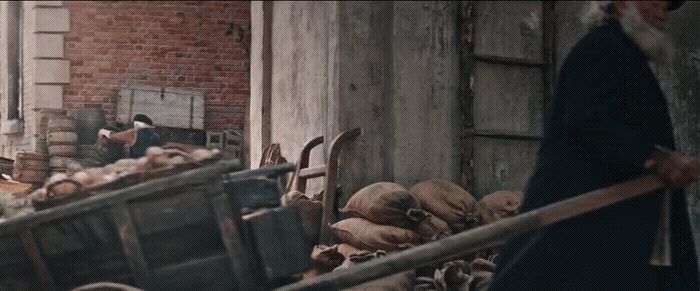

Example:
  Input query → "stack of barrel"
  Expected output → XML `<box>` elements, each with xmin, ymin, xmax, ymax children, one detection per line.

<box><xmin>12</xmin><ymin>152</ymin><xmax>49</xmax><ymax>188</ymax></box>
<box><xmin>47</xmin><ymin>115</ymin><xmax>78</xmax><ymax>175</ymax></box>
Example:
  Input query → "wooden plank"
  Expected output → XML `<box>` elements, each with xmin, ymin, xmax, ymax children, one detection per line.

<box><xmin>472</xmin><ymin>62</ymin><xmax>544</xmax><ymax>136</ymax></box>
<box><xmin>111</xmin><ymin>202</ymin><xmax>151</xmax><ymax>290</ymax></box>
<box><xmin>0</xmin><ymin>159</ymin><xmax>242</xmax><ymax>237</ymax></box>
<box><xmin>472</xmin><ymin>129</ymin><xmax>542</xmax><ymax>141</ymax></box>
<box><xmin>245</xmin><ymin>207</ymin><xmax>310</xmax><ymax>282</ymax></box>
<box><xmin>298</xmin><ymin>165</ymin><xmax>326</xmax><ymax>179</ymax></box>
<box><xmin>116</xmin><ymin>85</ymin><xmax>205</xmax><ymax>129</ymax></box>
<box><xmin>210</xmin><ymin>194</ymin><xmax>255</xmax><ymax>291</ymax></box>
<box><xmin>129</xmin><ymin>190</ymin><xmax>212</xmax><ymax>235</ymax></box>
<box><xmin>0</xmin><ymin>235</ymin><xmax>31</xmax><ymax>267</ymax></box>
<box><xmin>150</xmin><ymin>255</ymin><xmax>233</xmax><ymax>291</ymax></box>
<box><xmin>19</xmin><ymin>230</ymin><xmax>56</xmax><ymax>291</ymax></box>
<box><xmin>34</xmin><ymin>212</ymin><xmax>116</xmax><ymax>257</ymax></box>
<box><xmin>473</xmin><ymin>1</ymin><xmax>543</xmax><ymax>61</ymax></box>
<box><xmin>225</xmin><ymin>177</ymin><xmax>283</xmax><ymax>209</ymax></box>
<box><xmin>472</xmin><ymin>137</ymin><xmax>539</xmax><ymax>198</ymax></box>
<box><xmin>473</xmin><ymin>54</ymin><xmax>545</xmax><ymax>67</ymax></box>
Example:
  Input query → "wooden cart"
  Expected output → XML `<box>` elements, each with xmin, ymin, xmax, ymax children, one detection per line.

<box><xmin>0</xmin><ymin>160</ymin><xmax>305</xmax><ymax>291</ymax></box>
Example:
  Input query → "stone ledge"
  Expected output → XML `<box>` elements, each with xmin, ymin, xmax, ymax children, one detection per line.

<box><xmin>33</xmin><ymin>84</ymin><xmax>64</xmax><ymax>109</ymax></box>
<box><xmin>0</xmin><ymin>119</ymin><xmax>23</xmax><ymax>135</ymax></box>
<box><xmin>32</xmin><ymin>59</ymin><xmax>70</xmax><ymax>84</ymax></box>
<box><xmin>32</xmin><ymin>7</ymin><xmax>70</xmax><ymax>33</ymax></box>
<box><xmin>27</xmin><ymin>1</ymin><xmax>64</xmax><ymax>8</ymax></box>
<box><xmin>34</xmin><ymin>34</ymin><xmax>64</xmax><ymax>58</ymax></box>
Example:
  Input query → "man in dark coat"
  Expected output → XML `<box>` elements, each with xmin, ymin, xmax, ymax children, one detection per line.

<box><xmin>489</xmin><ymin>1</ymin><xmax>699</xmax><ymax>290</ymax></box>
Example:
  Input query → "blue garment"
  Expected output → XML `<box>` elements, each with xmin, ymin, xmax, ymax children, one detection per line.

<box><xmin>130</xmin><ymin>128</ymin><xmax>162</xmax><ymax>158</ymax></box>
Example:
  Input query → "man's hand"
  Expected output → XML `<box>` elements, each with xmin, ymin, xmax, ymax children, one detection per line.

<box><xmin>644</xmin><ymin>146</ymin><xmax>700</xmax><ymax>189</ymax></box>
<box><xmin>97</xmin><ymin>129</ymin><xmax>112</xmax><ymax>139</ymax></box>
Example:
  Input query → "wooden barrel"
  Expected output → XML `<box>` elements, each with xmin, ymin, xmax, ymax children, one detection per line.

<box><xmin>76</xmin><ymin>108</ymin><xmax>106</xmax><ymax>145</ymax></box>
<box><xmin>49</xmin><ymin>156</ymin><xmax>76</xmax><ymax>169</ymax></box>
<box><xmin>47</xmin><ymin>131</ymin><xmax>78</xmax><ymax>144</ymax></box>
<box><xmin>48</xmin><ymin>117</ymin><xmax>76</xmax><ymax>132</ymax></box>
<box><xmin>48</xmin><ymin>144</ymin><xmax>77</xmax><ymax>157</ymax></box>
<box><xmin>48</xmin><ymin>116</ymin><xmax>77</xmax><ymax>157</ymax></box>
<box><xmin>13</xmin><ymin>152</ymin><xmax>48</xmax><ymax>185</ymax></box>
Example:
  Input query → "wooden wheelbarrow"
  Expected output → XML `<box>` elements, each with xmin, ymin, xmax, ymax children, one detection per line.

<box><xmin>286</xmin><ymin>128</ymin><xmax>362</xmax><ymax>245</ymax></box>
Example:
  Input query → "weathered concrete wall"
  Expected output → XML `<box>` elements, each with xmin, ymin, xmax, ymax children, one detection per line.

<box><xmin>659</xmin><ymin>2</ymin><xmax>700</xmax><ymax>247</ymax></box>
<box><xmin>249</xmin><ymin>1</ymin><xmax>462</xmax><ymax>200</ymax></box>
<box><xmin>249</xmin><ymin>1</ymin><xmax>266</xmax><ymax>169</ymax></box>
<box><xmin>270</xmin><ymin>1</ymin><xmax>338</xmax><ymax>194</ymax></box>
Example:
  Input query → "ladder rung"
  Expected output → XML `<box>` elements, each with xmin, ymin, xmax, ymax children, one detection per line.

<box><xmin>298</xmin><ymin>165</ymin><xmax>327</xmax><ymax>179</ymax></box>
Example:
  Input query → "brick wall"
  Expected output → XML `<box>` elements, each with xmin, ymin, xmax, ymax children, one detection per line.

<box><xmin>64</xmin><ymin>1</ymin><xmax>250</xmax><ymax>130</ymax></box>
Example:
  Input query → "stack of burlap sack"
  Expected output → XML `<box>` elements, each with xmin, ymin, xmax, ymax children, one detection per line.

<box><xmin>287</xmin><ymin>179</ymin><xmax>522</xmax><ymax>290</ymax></box>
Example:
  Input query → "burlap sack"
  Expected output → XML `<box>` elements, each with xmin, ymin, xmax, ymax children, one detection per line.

<box><xmin>413</xmin><ymin>260</ymin><xmax>470</xmax><ymax>291</ymax></box>
<box><xmin>469</xmin><ymin>258</ymin><xmax>496</xmax><ymax>273</ymax></box>
<box><xmin>415</xmin><ymin>210</ymin><xmax>452</xmax><ymax>242</ymax></box>
<box><xmin>409</xmin><ymin>179</ymin><xmax>478</xmax><ymax>232</ymax></box>
<box><xmin>335</xmin><ymin>249</ymin><xmax>387</xmax><ymax>270</ymax></box>
<box><xmin>341</xmin><ymin>270</ymin><xmax>416</xmax><ymax>291</ymax></box>
<box><xmin>310</xmin><ymin>244</ymin><xmax>346</xmax><ymax>273</ymax></box>
<box><xmin>435</xmin><ymin>260</ymin><xmax>471</xmax><ymax>290</ymax></box>
<box><xmin>282</xmin><ymin>190</ymin><xmax>323</xmax><ymax>247</ymax></box>
<box><xmin>341</xmin><ymin>182</ymin><xmax>419</xmax><ymax>229</ymax></box>
<box><xmin>474</xmin><ymin>191</ymin><xmax>523</xmax><ymax>225</ymax></box>
<box><xmin>458</xmin><ymin>271</ymin><xmax>493</xmax><ymax>291</ymax></box>
<box><xmin>331</xmin><ymin>218</ymin><xmax>420</xmax><ymax>251</ymax></box>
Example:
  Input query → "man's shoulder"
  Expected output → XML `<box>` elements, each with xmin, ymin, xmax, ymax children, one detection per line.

<box><xmin>568</xmin><ymin>23</ymin><xmax>633</xmax><ymax>62</ymax></box>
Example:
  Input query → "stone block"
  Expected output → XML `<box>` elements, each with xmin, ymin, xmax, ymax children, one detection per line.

<box><xmin>26</xmin><ymin>1</ymin><xmax>64</xmax><ymax>8</ymax></box>
<box><xmin>34</xmin><ymin>34</ymin><xmax>64</xmax><ymax>58</ymax></box>
<box><xmin>32</xmin><ymin>8</ymin><xmax>69</xmax><ymax>33</ymax></box>
<box><xmin>0</xmin><ymin>119</ymin><xmax>23</xmax><ymax>135</ymax></box>
<box><xmin>33</xmin><ymin>85</ymin><xmax>63</xmax><ymax>109</ymax></box>
<box><xmin>33</xmin><ymin>59</ymin><xmax>70</xmax><ymax>84</ymax></box>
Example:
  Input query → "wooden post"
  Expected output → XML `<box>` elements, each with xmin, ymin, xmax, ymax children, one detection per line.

<box><xmin>210</xmin><ymin>193</ymin><xmax>256</xmax><ymax>291</ymax></box>
<box><xmin>112</xmin><ymin>202</ymin><xmax>151</xmax><ymax>289</ymax></box>
<box><xmin>19</xmin><ymin>230</ymin><xmax>56</xmax><ymax>291</ymax></box>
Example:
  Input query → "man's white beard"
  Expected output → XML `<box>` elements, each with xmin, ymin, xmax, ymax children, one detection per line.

<box><xmin>619</xmin><ymin>5</ymin><xmax>673</xmax><ymax>64</ymax></box>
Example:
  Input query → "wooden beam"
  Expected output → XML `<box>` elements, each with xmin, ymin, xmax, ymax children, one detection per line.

<box><xmin>19</xmin><ymin>230</ymin><xmax>56</xmax><ymax>291</ymax></box>
<box><xmin>298</xmin><ymin>165</ymin><xmax>327</xmax><ymax>179</ymax></box>
<box><xmin>277</xmin><ymin>175</ymin><xmax>667</xmax><ymax>291</ymax></box>
<box><xmin>112</xmin><ymin>202</ymin><xmax>151</xmax><ymax>289</ymax></box>
<box><xmin>210</xmin><ymin>194</ymin><xmax>256</xmax><ymax>291</ymax></box>
<box><xmin>473</xmin><ymin>54</ymin><xmax>546</xmax><ymax>67</ymax></box>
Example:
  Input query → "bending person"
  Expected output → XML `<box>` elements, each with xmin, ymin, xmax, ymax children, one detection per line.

<box><xmin>97</xmin><ymin>114</ymin><xmax>162</xmax><ymax>158</ymax></box>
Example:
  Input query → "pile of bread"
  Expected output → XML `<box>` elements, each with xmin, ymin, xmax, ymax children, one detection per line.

<box><xmin>30</xmin><ymin>147</ymin><xmax>221</xmax><ymax>201</ymax></box>
<box><xmin>290</xmin><ymin>179</ymin><xmax>522</xmax><ymax>290</ymax></box>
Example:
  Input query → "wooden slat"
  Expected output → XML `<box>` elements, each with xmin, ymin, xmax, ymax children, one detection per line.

<box><xmin>210</xmin><ymin>194</ymin><xmax>255</xmax><ymax>291</ymax></box>
<box><xmin>298</xmin><ymin>165</ymin><xmax>326</xmax><ymax>179</ymax></box>
<box><xmin>472</xmin><ymin>129</ymin><xmax>542</xmax><ymax>141</ymax></box>
<box><xmin>473</xmin><ymin>54</ymin><xmax>546</xmax><ymax>67</ymax></box>
<box><xmin>0</xmin><ymin>159</ymin><xmax>242</xmax><ymax>237</ymax></box>
<box><xmin>129</xmin><ymin>190</ymin><xmax>211</xmax><ymax>235</ymax></box>
<box><xmin>112</xmin><ymin>202</ymin><xmax>151</xmax><ymax>289</ymax></box>
<box><xmin>246</xmin><ymin>207</ymin><xmax>310</xmax><ymax>282</ymax></box>
<box><xmin>150</xmin><ymin>255</ymin><xmax>233</xmax><ymax>291</ymax></box>
<box><xmin>116</xmin><ymin>85</ymin><xmax>205</xmax><ymax>129</ymax></box>
<box><xmin>19</xmin><ymin>230</ymin><xmax>56</xmax><ymax>291</ymax></box>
